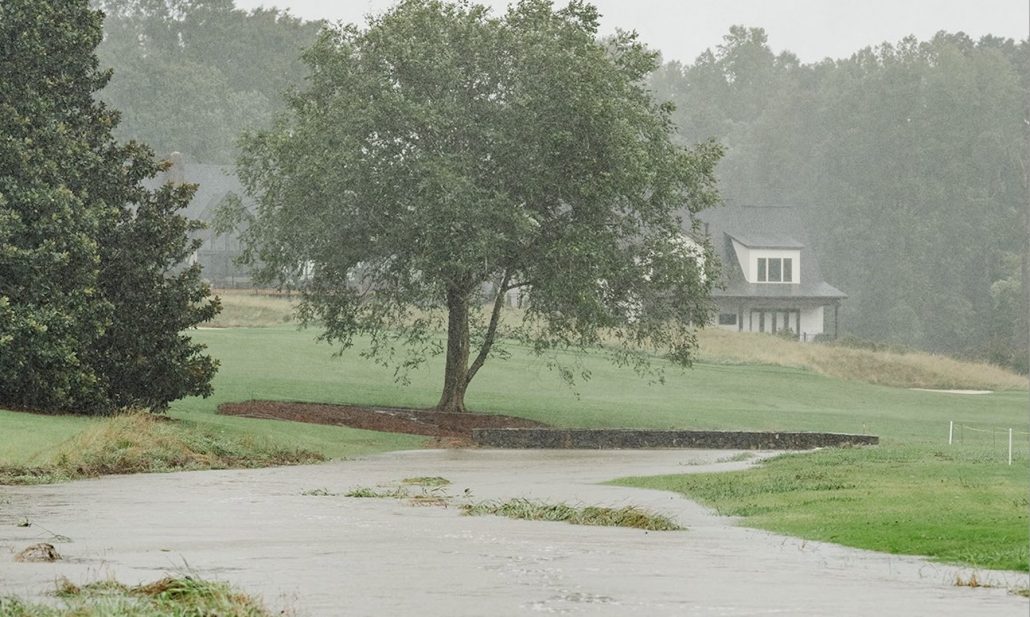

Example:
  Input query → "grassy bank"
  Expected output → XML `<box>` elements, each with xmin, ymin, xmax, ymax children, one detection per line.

<box><xmin>1</xmin><ymin>319</ymin><xmax>1026</xmax><ymax>571</ymax></box>
<box><xmin>614</xmin><ymin>445</ymin><xmax>1029</xmax><ymax>571</ymax></box>
<box><xmin>0</xmin><ymin>413</ymin><xmax>323</xmax><ymax>484</ymax></box>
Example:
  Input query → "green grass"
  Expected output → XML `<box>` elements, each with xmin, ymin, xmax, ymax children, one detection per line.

<box><xmin>175</xmin><ymin>327</ymin><xmax>1027</xmax><ymax>445</ymax></box>
<box><xmin>461</xmin><ymin>498</ymin><xmax>683</xmax><ymax>531</ymax></box>
<box><xmin>0</xmin><ymin>576</ymin><xmax>275</xmax><ymax>616</ymax></box>
<box><xmin>614</xmin><ymin>445</ymin><xmax>1029</xmax><ymax>571</ymax></box>
<box><xmin>0</xmin><ymin>413</ymin><xmax>323</xmax><ymax>485</ymax></box>
<box><xmin>0</xmin><ymin>325</ymin><xmax>1026</xmax><ymax>571</ymax></box>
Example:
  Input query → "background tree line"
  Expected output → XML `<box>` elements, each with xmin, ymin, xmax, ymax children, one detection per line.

<box><xmin>651</xmin><ymin>27</ymin><xmax>1029</xmax><ymax>372</ymax></box>
<box><xmin>93</xmin><ymin>0</ymin><xmax>321</xmax><ymax>163</ymax></box>
<box><xmin>92</xmin><ymin>2</ymin><xmax>1029</xmax><ymax>372</ymax></box>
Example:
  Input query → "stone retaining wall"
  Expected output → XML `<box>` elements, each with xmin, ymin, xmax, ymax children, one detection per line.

<box><xmin>471</xmin><ymin>428</ymin><xmax>878</xmax><ymax>450</ymax></box>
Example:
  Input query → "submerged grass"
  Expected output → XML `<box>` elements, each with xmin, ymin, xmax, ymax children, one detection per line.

<box><xmin>0</xmin><ymin>576</ymin><xmax>275</xmax><ymax>616</ymax></box>
<box><xmin>0</xmin><ymin>413</ymin><xmax>323</xmax><ymax>485</ymax></box>
<box><xmin>614</xmin><ymin>445</ymin><xmax>1030</xmax><ymax>571</ymax></box>
<box><xmin>344</xmin><ymin>486</ymin><xmax>408</xmax><ymax>498</ymax></box>
<box><xmin>461</xmin><ymin>498</ymin><xmax>682</xmax><ymax>531</ymax></box>
<box><xmin>401</xmin><ymin>476</ymin><xmax>451</xmax><ymax>486</ymax></box>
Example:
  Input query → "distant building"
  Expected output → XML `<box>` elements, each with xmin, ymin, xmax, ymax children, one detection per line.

<box><xmin>158</xmin><ymin>156</ymin><xmax>252</xmax><ymax>287</ymax></box>
<box><xmin>696</xmin><ymin>205</ymin><xmax>846</xmax><ymax>341</ymax></box>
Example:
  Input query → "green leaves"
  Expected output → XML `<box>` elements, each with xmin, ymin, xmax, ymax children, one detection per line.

<box><xmin>0</xmin><ymin>0</ymin><xmax>219</xmax><ymax>414</ymax></box>
<box><xmin>238</xmin><ymin>0</ymin><xmax>721</xmax><ymax>408</ymax></box>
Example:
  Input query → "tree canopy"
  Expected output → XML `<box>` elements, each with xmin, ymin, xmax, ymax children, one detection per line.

<box><xmin>93</xmin><ymin>0</ymin><xmax>322</xmax><ymax>163</ymax></box>
<box><xmin>0</xmin><ymin>0</ymin><xmax>219</xmax><ymax>413</ymax></box>
<box><xmin>651</xmin><ymin>27</ymin><xmax>1029</xmax><ymax>371</ymax></box>
<box><xmin>237</xmin><ymin>0</ymin><xmax>722</xmax><ymax>412</ymax></box>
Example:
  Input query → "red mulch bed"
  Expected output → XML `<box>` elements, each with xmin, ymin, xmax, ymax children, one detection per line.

<box><xmin>217</xmin><ymin>400</ymin><xmax>548</xmax><ymax>442</ymax></box>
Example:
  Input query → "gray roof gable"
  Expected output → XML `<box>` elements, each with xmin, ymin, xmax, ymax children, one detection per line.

<box><xmin>726</xmin><ymin>232</ymin><xmax>804</xmax><ymax>250</ymax></box>
<box><xmin>696</xmin><ymin>205</ymin><xmax>846</xmax><ymax>301</ymax></box>
<box><xmin>143</xmin><ymin>161</ymin><xmax>251</xmax><ymax>221</ymax></box>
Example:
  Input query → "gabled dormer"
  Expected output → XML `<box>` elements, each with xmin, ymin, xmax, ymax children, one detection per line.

<box><xmin>727</xmin><ymin>233</ymin><xmax>802</xmax><ymax>285</ymax></box>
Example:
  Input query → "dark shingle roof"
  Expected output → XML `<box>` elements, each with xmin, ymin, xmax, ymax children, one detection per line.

<box><xmin>695</xmin><ymin>205</ymin><xmax>846</xmax><ymax>300</ymax></box>
<box><xmin>143</xmin><ymin>162</ymin><xmax>249</xmax><ymax>221</ymax></box>
<box><xmin>171</xmin><ymin>164</ymin><xmax>246</xmax><ymax>221</ymax></box>
<box><xmin>726</xmin><ymin>232</ymin><xmax>804</xmax><ymax>250</ymax></box>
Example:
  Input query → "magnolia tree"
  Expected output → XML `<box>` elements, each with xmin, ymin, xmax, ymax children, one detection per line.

<box><xmin>0</xmin><ymin>0</ymin><xmax>219</xmax><ymax>413</ymax></box>
<box><xmin>237</xmin><ymin>0</ymin><xmax>722</xmax><ymax>412</ymax></box>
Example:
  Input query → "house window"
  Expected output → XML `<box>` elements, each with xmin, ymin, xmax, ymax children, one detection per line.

<box><xmin>718</xmin><ymin>313</ymin><xmax>737</xmax><ymax>325</ymax></box>
<box><xmin>756</xmin><ymin>257</ymin><xmax>793</xmax><ymax>283</ymax></box>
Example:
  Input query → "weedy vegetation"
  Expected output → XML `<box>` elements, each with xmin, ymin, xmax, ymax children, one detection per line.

<box><xmin>344</xmin><ymin>486</ymin><xmax>409</xmax><ymax>499</ymax></box>
<box><xmin>203</xmin><ymin>290</ymin><xmax>297</xmax><ymax>328</ymax></box>
<box><xmin>697</xmin><ymin>329</ymin><xmax>1026</xmax><ymax>391</ymax></box>
<box><xmin>300</xmin><ymin>488</ymin><xmax>338</xmax><ymax>497</ymax></box>
<box><xmin>401</xmin><ymin>476</ymin><xmax>451</xmax><ymax>486</ymax></box>
<box><xmin>0</xmin><ymin>576</ymin><xmax>276</xmax><ymax>617</ymax></box>
<box><xmin>461</xmin><ymin>498</ymin><xmax>682</xmax><ymax>531</ymax></box>
<box><xmin>0</xmin><ymin>413</ymin><xmax>322</xmax><ymax>485</ymax></box>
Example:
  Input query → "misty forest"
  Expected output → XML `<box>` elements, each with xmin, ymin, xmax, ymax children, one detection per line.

<box><xmin>92</xmin><ymin>0</ymin><xmax>1030</xmax><ymax>375</ymax></box>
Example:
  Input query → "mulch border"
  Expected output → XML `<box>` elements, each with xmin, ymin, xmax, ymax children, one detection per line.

<box><xmin>217</xmin><ymin>400</ymin><xmax>548</xmax><ymax>439</ymax></box>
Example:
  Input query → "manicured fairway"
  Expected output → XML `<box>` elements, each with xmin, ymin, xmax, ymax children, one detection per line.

<box><xmin>615</xmin><ymin>444</ymin><xmax>1029</xmax><ymax>572</ymax></box>
<box><xmin>1</xmin><ymin>325</ymin><xmax>1026</xmax><ymax>572</ymax></box>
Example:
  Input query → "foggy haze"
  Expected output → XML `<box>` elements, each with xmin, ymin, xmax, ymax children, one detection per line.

<box><xmin>232</xmin><ymin>0</ymin><xmax>1030</xmax><ymax>63</ymax></box>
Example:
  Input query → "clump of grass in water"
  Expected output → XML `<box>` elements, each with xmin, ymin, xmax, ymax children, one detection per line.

<box><xmin>401</xmin><ymin>476</ymin><xmax>451</xmax><ymax>487</ymax></box>
<box><xmin>344</xmin><ymin>486</ymin><xmax>408</xmax><ymax>498</ymax></box>
<box><xmin>0</xmin><ymin>576</ymin><xmax>276</xmax><ymax>616</ymax></box>
<box><xmin>461</xmin><ymin>498</ymin><xmax>682</xmax><ymax>531</ymax></box>
<box><xmin>0</xmin><ymin>413</ymin><xmax>324</xmax><ymax>485</ymax></box>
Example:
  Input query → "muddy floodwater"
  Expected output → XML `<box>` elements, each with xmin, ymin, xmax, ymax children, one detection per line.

<box><xmin>1</xmin><ymin>449</ymin><xmax>1027</xmax><ymax>616</ymax></box>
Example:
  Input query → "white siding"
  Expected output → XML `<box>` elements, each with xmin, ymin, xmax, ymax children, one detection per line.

<box><xmin>730</xmin><ymin>238</ymin><xmax>750</xmax><ymax>282</ymax></box>
<box><xmin>799</xmin><ymin>306</ymin><xmax>824</xmax><ymax>340</ymax></box>
<box><xmin>743</xmin><ymin>248</ymin><xmax>801</xmax><ymax>283</ymax></box>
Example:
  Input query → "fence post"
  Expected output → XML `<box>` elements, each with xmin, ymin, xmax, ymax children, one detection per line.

<box><xmin>1008</xmin><ymin>428</ymin><xmax>1013</xmax><ymax>466</ymax></box>
<box><xmin>948</xmin><ymin>421</ymin><xmax>953</xmax><ymax>445</ymax></box>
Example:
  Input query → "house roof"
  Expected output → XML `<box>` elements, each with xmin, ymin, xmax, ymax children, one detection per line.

<box><xmin>694</xmin><ymin>205</ymin><xmax>846</xmax><ymax>301</ymax></box>
<box><xmin>726</xmin><ymin>232</ymin><xmax>804</xmax><ymax>250</ymax></box>
<box><xmin>142</xmin><ymin>160</ymin><xmax>250</xmax><ymax>221</ymax></box>
<box><xmin>169</xmin><ymin>163</ymin><xmax>247</xmax><ymax>221</ymax></box>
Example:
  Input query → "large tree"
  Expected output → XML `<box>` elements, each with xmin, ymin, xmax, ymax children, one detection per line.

<box><xmin>237</xmin><ymin>0</ymin><xmax>722</xmax><ymax>412</ymax></box>
<box><xmin>0</xmin><ymin>0</ymin><xmax>219</xmax><ymax>413</ymax></box>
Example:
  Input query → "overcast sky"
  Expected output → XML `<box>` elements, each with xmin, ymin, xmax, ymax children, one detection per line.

<box><xmin>233</xmin><ymin>0</ymin><xmax>1029</xmax><ymax>64</ymax></box>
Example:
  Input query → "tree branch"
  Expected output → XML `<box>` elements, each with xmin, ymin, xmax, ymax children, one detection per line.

<box><xmin>465</xmin><ymin>271</ymin><xmax>511</xmax><ymax>387</ymax></box>
<box><xmin>503</xmin><ymin>279</ymin><xmax>531</xmax><ymax>292</ymax></box>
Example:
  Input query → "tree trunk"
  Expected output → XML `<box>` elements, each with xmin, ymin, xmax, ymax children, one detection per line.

<box><xmin>436</xmin><ymin>286</ymin><xmax>471</xmax><ymax>412</ymax></box>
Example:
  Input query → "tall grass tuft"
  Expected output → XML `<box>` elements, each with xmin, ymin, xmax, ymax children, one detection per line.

<box><xmin>0</xmin><ymin>576</ymin><xmax>276</xmax><ymax>616</ymax></box>
<box><xmin>0</xmin><ymin>413</ymin><xmax>323</xmax><ymax>485</ymax></box>
<box><xmin>203</xmin><ymin>289</ymin><xmax>298</xmax><ymax>328</ymax></box>
<box><xmin>697</xmin><ymin>329</ymin><xmax>1027</xmax><ymax>391</ymax></box>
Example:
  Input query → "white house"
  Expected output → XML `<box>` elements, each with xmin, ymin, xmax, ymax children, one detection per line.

<box><xmin>696</xmin><ymin>205</ymin><xmax>846</xmax><ymax>341</ymax></box>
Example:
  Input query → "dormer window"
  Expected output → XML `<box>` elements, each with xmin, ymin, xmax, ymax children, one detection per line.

<box><xmin>757</xmin><ymin>257</ymin><xmax>793</xmax><ymax>283</ymax></box>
